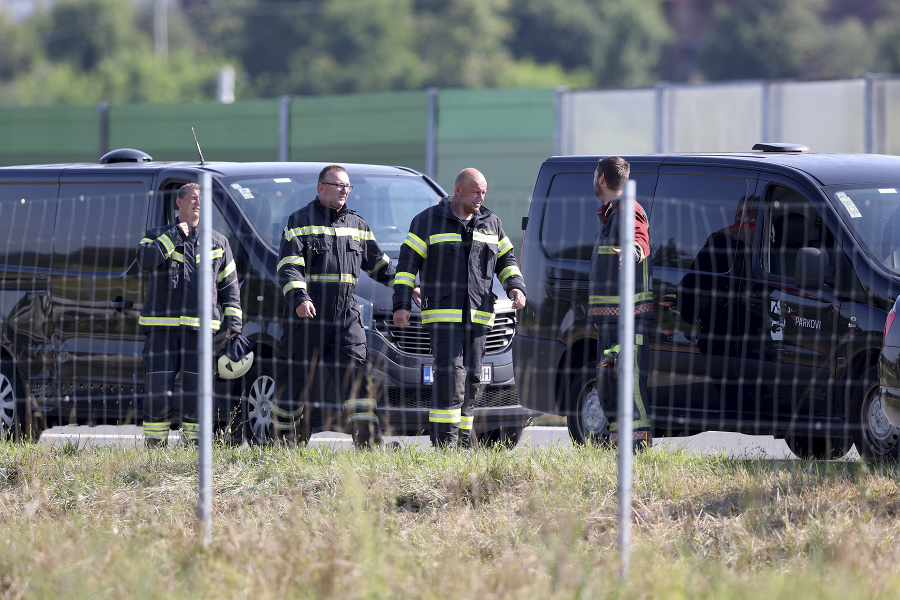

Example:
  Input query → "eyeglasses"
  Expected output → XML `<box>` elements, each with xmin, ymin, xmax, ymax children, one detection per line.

<box><xmin>320</xmin><ymin>181</ymin><xmax>353</xmax><ymax>192</ymax></box>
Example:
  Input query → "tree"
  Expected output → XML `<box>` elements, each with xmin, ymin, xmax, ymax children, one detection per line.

<box><xmin>35</xmin><ymin>0</ymin><xmax>150</xmax><ymax>71</ymax></box>
<box><xmin>0</xmin><ymin>0</ymin><xmax>227</xmax><ymax>105</ymax></box>
<box><xmin>506</xmin><ymin>0</ymin><xmax>672</xmax><ymax>88</ymax></box>
<box><xmin>698</xmin><ymin>0</ymin><xmax>880</xmax><ymax>81</ymax></box>
<box><xmin>0</xmin><ymin>11</ymin><xmax>41</xmax><ymax>79</ymax></box>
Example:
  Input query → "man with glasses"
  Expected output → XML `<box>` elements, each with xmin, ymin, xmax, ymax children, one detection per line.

<box><xmin>273</xmin><ymin>165</ymin><xmax>396</xmax><ymax>447</ymax></box>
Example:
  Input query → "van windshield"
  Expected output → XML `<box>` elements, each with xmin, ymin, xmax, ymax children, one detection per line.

<box><xmin>825</xmin><ymin>184</ymin><xmax>900</xmax><ymax>274</ymax></box>
<box><xmin>219</xmin><ymin>172</ymin><xmax>442</xmax><ymax>253</ymax></box>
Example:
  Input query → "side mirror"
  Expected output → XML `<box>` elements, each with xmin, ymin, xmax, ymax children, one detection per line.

<box><xmin>794</xmin><ymin>247</ymin><xmax>833</xmax><ymax>290</ymax></box>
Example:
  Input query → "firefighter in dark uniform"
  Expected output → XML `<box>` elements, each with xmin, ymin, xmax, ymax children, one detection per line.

<box><xmin>392</xmin><ymin>168</ymin><xmax>526</xmax><ymax>449</ymax></box>
<box><xmin>136</xmin><ymin>182</ymin><xmax>243</xmax><ymax>446</ymax></box>
<box><xmin>273</xmin><ymin>165</ymin><xmax>396</xmax><ymax>447</ymax></box>
<box><xmin>588</xmin><ymin>156</ymin><xmax>655</xmax><ymax>452</ymax></box>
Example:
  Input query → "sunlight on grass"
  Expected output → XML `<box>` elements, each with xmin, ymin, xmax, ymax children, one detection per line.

<box><xmin>1</xmin><ymin>442</ymin><xmax>899</xmax><ymax>599</ymax></box>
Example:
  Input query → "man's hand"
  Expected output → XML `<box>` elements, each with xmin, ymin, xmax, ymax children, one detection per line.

<box><xmin>295</xmin><ymin>300</ymin><xmax>316</xmax><ymax>319</ymax></box>
<box><xmin>177</xmin><ymin>222</ymin><xmax>189</xmax><ymax>237</ymax></box>
<box><xmin>411</xmin><ymin>286</ymin><xmax>422</xmax><ymax>307</ymax></box>
<box><xmin>225</xmin><ymin>329</ymin><xmax>238</xmax><ymax>340</ymax></box>
<box><xmin>508</xmin><ymin>289</ymin><xmax>526</xmax><ymax>310</ymax></box>
<box><xmin>393</xmin><ymin>309</ymin><xmax>411</xmax><ymax>328</ymax></box>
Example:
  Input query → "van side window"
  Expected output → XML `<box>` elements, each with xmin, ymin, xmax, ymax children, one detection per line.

<box><xmin>55</xmin><ymin>182</ymin><xmax>149</xmax><ymax>273</ymax></box>
<box><xmin>760</xmin><ymin>185</ymin><xmax>835</xmax><ymax>279</ymax></box>
<box><xmin>541</xmin><ymin>172</ymin><xmax>657</xmax><ymax>261</ymax></box>
<box><xmin>541</xmin><ymin>173</ymin><xmax>596</xmax><ymax>260</ymax></box>
<box><xmin>651</xmin><ymin>174</ymin><xmax>750</xmax><ymax>272</ymax></box>
<box><xmin>0</xmin><ymin>182</ymin><xmax>58</xmax><ymax>270</ymax></box>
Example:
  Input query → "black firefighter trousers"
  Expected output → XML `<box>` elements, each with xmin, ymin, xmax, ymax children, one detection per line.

<box><xmin>274</xmin><ymin>319</ymin><xmax>382</xmax><ymax>446</ymax></box>
<box><xmin>142</xmin><ymin>326</ymin><xmax>202</xmax><ymax>443</ymax></box>
<box><xmin>426</xmin><ymin>321</ymin><xmax>486</xmax><ymax>449</ymax></box>
<box><xmin>596</xmin><ymin>319</ymin><xmax>653</xmax><ymax>449</ymax></box>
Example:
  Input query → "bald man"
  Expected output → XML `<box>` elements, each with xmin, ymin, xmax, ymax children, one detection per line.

<box><xmin>393</xmin><ymin>168</ymin><xmax>526</xmax><ymax>448</ymax></box>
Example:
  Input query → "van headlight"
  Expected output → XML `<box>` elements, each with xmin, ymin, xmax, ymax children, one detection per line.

<box><xmin>355</xmin><ymin>294</ymin><xmax>374</xmax><ymax>330</ymax></box>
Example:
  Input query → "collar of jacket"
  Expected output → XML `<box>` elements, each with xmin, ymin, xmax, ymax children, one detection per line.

<box><xmin>438</xmin><ymin>196</ymin><xmax>493</xmax><ymax>226</ymax></box>
<box><xmin>175</xmin><ymin>217</ymin><xmax>198</xmax><ymax>241</ymax></box>
<box><xmin>599</xmin><ymin>196</ymin><xmax>621</xmax><ymax>223</ymax></box>
<box><xmin>312</xmin><ymin>197</ymin><xmax>350</xmax><ymax>223</ymax></box>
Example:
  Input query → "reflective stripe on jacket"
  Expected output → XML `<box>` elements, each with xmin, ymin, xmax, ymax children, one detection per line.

<box><xmin>392</xmin><ymin>198</ymin><xmax>526</xmax><ymax>326</ymax></box>
<box><xmin>136</xmin><ymin>220</ymin><xmax>243</xmax><ymax>332</ymax></box>
<box><xmin>588</xmin><ymin>197</ymin><xmax>654</xmax><ymax>322</ymax></box>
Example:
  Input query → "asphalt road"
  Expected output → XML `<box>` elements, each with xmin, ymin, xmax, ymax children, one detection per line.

<box><xmin>38</xmin><ymin>424</ymin><xmax>861</xmax><ymax>460</ymax></box>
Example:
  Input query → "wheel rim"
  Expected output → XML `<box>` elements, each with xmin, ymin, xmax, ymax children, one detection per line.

<box><xmin>864</xmin><ymin>389</ymin><xmax>900</xmax><ymax>455</ymax></box>
<box><xmin>246</xmin><ymin>374</ymin><xmax>275</xmax><ymax>442</ymax></box>
<box><xmin>0</xmin><ymin>371</ymin><xmax>16</xmax><ymax>438</ymax></box>
<box><xmin>579</xmin><ymin>380</ymin><xmax>609</xmax><ymax>441</ymax></box>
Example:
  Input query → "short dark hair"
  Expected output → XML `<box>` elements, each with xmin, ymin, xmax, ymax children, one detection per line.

<box><xmin>597</xmin><ymin>156</ymin><xmax>630</xmax><ymax>191</ymax></box>
<box><xmin>319</xmin><ymin>165</ymin><xmax>346</xmax><ymax>183</ymax></box>
<box><xmin>177</xmin><ymin>182</ymin><xmax>199</xmax><ymax>199</ymax></box>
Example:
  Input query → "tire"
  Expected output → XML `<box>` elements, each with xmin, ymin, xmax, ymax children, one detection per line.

<box><xmin>785</xmin><ymin>433</ymin><xmax>852</xmax><ymax>460</ymax></box>
<box><xmin>565</xmin><ymin>365</ymin><xmax>610</xmax><ymax>445</ymax></box>
<box><xmin>236</xmin><ymin>364</ymin><xmax>275</xmax><ymax>445</ymax></box>
<box><xmin>852</xmin><ymin>366</ymin><xmax>900</xmax><ymax>461</ymax></box>
<box><xmin>477</xmin><ymin>424</ymin><xmax>523</xmax><ymax>449</ymax></box>
<box><xmin>0</xmin><ymin>361</ymin><xmax>42</xmax><ymax>443</ymax></box>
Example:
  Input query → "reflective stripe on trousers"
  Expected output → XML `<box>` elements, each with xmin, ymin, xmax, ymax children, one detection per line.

<box><xmin>426</xmin><ymin>321</ymin><xmax>485</xmax><ymax>449</ymax></box>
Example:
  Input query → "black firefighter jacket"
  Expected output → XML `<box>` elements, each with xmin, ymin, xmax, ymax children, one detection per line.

<box><xmin>392</xmin><ymin>198</ymin><xmax>526</xmax><ymax>328</ymax></box>
<box><xmin>277</xmin><ymin>198</ymin><xmax>396</xmax><ymax>340</ymax></box>
<box><xmin>136</xmin><ymin>220</ymin><xmax>243</xmax><ymax>333</ymax></box>
<box><xmin>587</xmin><ymin>197</ymin><xmax>654</xmax><ymax>323</ymax></box>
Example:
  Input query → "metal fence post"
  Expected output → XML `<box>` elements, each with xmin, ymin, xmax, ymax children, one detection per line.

<box><xmin>198</xmin><ymin>172</ymin><xmax>213</xmax><ymax>546</ymax></box>
<box><xmin>617</xmin><ymin>179</ymin><xmax>636</xmax><ymax>579</ymax></box>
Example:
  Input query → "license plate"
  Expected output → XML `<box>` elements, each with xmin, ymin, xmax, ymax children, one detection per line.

<box><xmin>423</xmin><ymin>364</ymin><xmax>493</xmax><ymax>384</ymax></box>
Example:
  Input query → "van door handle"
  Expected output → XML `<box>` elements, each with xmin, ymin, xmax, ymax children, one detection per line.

<box><xmin>110</xmin><ymin>298</ymin><xmax>134</xmax><ymax>311</ymax></box>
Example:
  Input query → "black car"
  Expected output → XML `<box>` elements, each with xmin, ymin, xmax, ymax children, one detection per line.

<box><xmin>878</xmin><ymin>297</ymin><xmax>900</xmax><ymax>442</ymax></box>
<box><xmin>514</xmin><ymin>143</ymin><xmax>900</xmax><ymax>460</ymax></box>
<box><xmin>0</xmin><ymin>149</ymin><xmax>529</xmax><ymax>444</ymax></box>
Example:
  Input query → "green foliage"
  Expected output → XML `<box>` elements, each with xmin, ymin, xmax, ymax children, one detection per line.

<box><xmin>507</xmin><ymin>0</ymin><xmax>672</xmax><ymax>87</ymax></box>
<box><xmin>35</xmin><ymin>0</ymin><xmax>149</xmax><ymax>71</ymax></box>
<box><xmin>0</xmin><ymin>0</ymin><xmax>225</xmax><ymax>105</ymax></box>
<box><xmin>1</xmin><ymin>0</ymin><xmax>900</xmax><ymax>106</ymax></box>
<box><xmin>699</xmin><ymin>0</ymin><xmax>828</xmax><ymax>80</ymax></box>
<box><xmin>0</xmin><ymin>11</ymin><xmax>40</xmax><ymax>79</ymax></box>
<box><xmin>697</xmin><ymin>0</ymin><xmax>888</xmax><ymax>81</ymax></box>
<box><xmin>285</xmin><ymin>0</ymin><xmax>427</xmax><ymax>95</ymax></box>
<box><xmin>0</xmin><ymin>50</ymin><xmax>226</xmax><ymax>105</ymax></box>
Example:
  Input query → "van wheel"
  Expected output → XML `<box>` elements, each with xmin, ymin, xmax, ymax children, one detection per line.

<box><xmin>0</xmin><ymin>363</ymin><xmax>21</xmax><ymax>442</ymax></box>
<box><xmin>852</xmin><ymin>366</ymin><xmax>900</xmax><ymax>461</ymax></box>
<box><xmin>785</xmin><ymin>433</ymin><xmax>852</xmax><ymax>460</ymax></box>
<box><xmin>477</xmin><ymin>425</ymin><xmax>523</xmax><ymax>449</ymax></box>
<box><xmin>566</xmin><ymin>368</ymin><xmax>610</xmax><ymax>445</ymax></box>
<box><xmin>1</xmin><ymin>362</ymin><xmax>41</xmax><ymax>442</ymax></box>
<box><xmin>239</xmin><ymin>365</ymin><xmax>275</xmax><ymax>445</ymax></box>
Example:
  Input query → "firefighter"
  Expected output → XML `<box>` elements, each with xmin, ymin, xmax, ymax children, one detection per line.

<box><xmin>136</xmin><ymin>182</ymin><xmax>242</xmax><ymax>446</ymax></box>
<box><xmin>588</xmin><ymin>156</ymin><xmax>655</xmax><ymax>452</ymax></box>
<box><xmin>273</xmin><ymin>165</ymin><xmax>396</xmax><ymax>447</ymax></box>
<box><xmin>392</xmin><ymin>168</ymin><xmax>526</xmax><ymax>449</ymax></box>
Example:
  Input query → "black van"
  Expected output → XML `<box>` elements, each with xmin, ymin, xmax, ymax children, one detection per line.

<box><xmin>513</xmin><ymin>144</ymin><xmax>900</xmax><ymax>460</ymax></box>
<box><xmin>0</xmin><ymin>149</ymin><xmax>528</xmax><ymax>444</ymax></box>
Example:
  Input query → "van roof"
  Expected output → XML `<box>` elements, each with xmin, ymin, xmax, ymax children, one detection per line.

<box><xmin>0</xmin><ymin>159</ymin><xmax>424</xmax><ymax>178</ymax></box>
<box><xmin>543</xmin><ymin>151</ymin><xmax>900</xmax><ymax>187</ymax></box>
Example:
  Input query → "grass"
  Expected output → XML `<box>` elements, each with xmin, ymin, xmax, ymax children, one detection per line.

<box><xmin>1</xmin><ymin>441</ymin><xmax>900</xmax><ymax>599</ymax></box>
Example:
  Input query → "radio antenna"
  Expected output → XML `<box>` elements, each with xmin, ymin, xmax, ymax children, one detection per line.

<box><xmin>192</xmin><ymin>127</ymin><xmax>206</xmax><ymax>166</ymax></box>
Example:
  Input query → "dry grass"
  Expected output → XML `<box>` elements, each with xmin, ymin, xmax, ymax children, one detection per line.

<box><xmin>1</xmin><ymin>441</ymin><xmax>900</xmax><ymax>599</ymax></box>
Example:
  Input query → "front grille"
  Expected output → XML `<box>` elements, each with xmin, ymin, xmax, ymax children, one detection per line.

<box><xmin>385</xmin><ymin>385</ymin><xmax>519</xmax><ymax>409</ymax></box>
<box><xmin>376</xmin><ymin>312</ymin><xmax>516</xmax><ymax>356</ymax></box>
